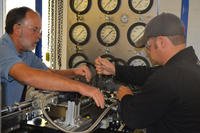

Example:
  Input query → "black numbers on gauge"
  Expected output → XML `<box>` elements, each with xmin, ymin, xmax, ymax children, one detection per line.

<box><xmin>97</xmin><ymin>22</ymin><xmax>120</xmax><ymax>47</ymax></box>
<box><xmin>127</xmin><ymin>22</ymin><xmax>146</xmax><ymax>48</ymax></box>
<box><xmin>98</xmin><ymin>0</ymin><xmax>121</xmax><ymax>14</ymax></box>
<box><xmin>128</xmin><ymin>55</ymin><xmax>150</xmax><ymax>67</ymax></box>
<box><xmin>69</xmin><ymin>22</ymin><xmax>90</xmax><ymax>46</ymax></box>
<box><xmin>70</xmin><ymin>0</ymin><xmax>92</xmax><ymax>15</ymax></box>
<box><xmin>128</xmin><ymin>0</ymin><xmax>154</xmax><ymax>14</ymax></box>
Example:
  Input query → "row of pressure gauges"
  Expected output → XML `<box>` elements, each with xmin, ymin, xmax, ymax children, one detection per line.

<box><xmin>70</xmin><ymin>0</ymin><xmax>154</xmax><ymax>15</ymax></box>
<box><xmin>68</xmin><ymin>0</ymin><xmax>154</xmax><ymax>68</ymax></box>
<box><xmin>68</xmin><ymin>52</ymin><xmax>150</xmax><ymax>68</ymax></box>
<box><xmin>69</xmin><ymin>22</ymin><xmax>146</xmax><ymax>48</ymax></box>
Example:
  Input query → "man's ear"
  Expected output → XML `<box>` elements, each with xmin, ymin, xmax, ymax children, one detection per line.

<box><xmin>157</xmin><ymin>36</ymin><xmax>167</xmax><ymax>48</ymax></box>
<box><xmin>13</xmin><ymin>24</ymin><xmax>22</xmax><ymax>35</ymax></box>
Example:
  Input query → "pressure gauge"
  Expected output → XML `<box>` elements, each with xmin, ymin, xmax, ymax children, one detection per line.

<box><xmin>101</xmin><ymin>54</ymin><xmax>115</xmax><ymax>62</ymax></box>
<box><xmin>97</xmin><ymin>22</ymin><xmax>120</xmax><ymax>47</ymax></box>
<box><xmin>128</xmin><ymin>55</ymin><xmax>150</xmax><ymax>67</ymax></box>
<box><xmin>70</xmin><ymin>0</ymin><xmax>92</xmax><ymax>15</ymax></box>
<box><xmin>128</xmin><ymin>0</ymin><xmax>154</xmax><ymax>14</ymax></box>
<box><xmin>114</xmin><ymin>58</ymin><xmax>127</xmax><ymax>66</ymax></box>
<box><xmin>127</xmin><ymin>22</ymin><xmax>146</xmax><ymax>48</ymax></box>
<box><xmin>69</xmin><ymin>22</ymin><xmax>90</xmax><ymax>46</ymax></box>
<box><xmin>68</xmin><ymin>53</ymin><xmax>88</xmax><ymax>68</ymax></box>
<box><xmin>98</xmin><ymin>0</ymin><xmax>121</xmax><ymax>14</ymax></box>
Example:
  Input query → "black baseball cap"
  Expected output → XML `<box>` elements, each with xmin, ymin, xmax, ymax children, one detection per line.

<box><xmin>136</xmin><ymin>13</ymin><xmax>185</xmax><ymax>47</ymax></box>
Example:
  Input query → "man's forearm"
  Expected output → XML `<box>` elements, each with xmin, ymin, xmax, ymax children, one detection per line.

<box><xmin>50</xmin><ymin>69</ymin><xmax>76</xmax><ymax>78</ymax></box>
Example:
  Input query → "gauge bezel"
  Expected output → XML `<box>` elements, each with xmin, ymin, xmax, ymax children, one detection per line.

<box><xmin>127</xmin><ymin>55</ymin><xmax>150</xmax><ymax>67</ymax></box>
<box><xmin>127</xmin><ymin>22</ymin><xmax>146</xmax><ymax>48</ymax></box>
<box><xmin>98</xmin><ymin>0</ymin><xmax>121</xmax><ymax>15</ymax></box>
<box><xmin>114</xmin><ymin>58</ymin><xmax>127</xmax><ymax>66</ymax></box>
<box><xmin>97</xmin><ymin>22</ymin><xmax>120</xmax><ymax>47</ymax></box>
<box><xmin>69</xmin><ymin>22</ymin><xmax>90</xmax><ymax>46</ymax></box>
<box><xmin>100</xmin><ymin>54</ymin><xmax>115</xmax><ymax>62</ymax></box>
<box><xmin>68</xmin><ymin>53</ymin><xmax>89</xmax><ymax>68</ymax></box>
<box><xmin>128</xmin><ymin>0</ymin><xmax>154</xmax><ymax>14</ymax></box>
<box><xmin>70</xmin><ymin>0</ymin><xmax>92</xmax><ymax>15</ymax></box>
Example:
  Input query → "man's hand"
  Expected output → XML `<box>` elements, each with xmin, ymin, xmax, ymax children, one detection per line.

<box><xmin>73</xmin><ymin>65</ymin><xmax>92</xmax><ymax>82</ymax></box>
<box><xmin>95</xmin><ymin>57</ymin><xmax>115</xmax><ymax>75</ymax></box>
<box><xmin>79</xmin><ymin>85</ymin><xmax>105</xmax><ymax>109</ymax></box>
<box><xmin>117</xmin><ymin>85</ymin><xmax>133</xmax><ymax>101</ymax></box>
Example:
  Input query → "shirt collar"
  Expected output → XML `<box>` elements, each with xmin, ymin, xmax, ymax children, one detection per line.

<box><xmin>166</xmin><ymin>46</ymin><xmax>199</xmax><ymax>65</ymax></box>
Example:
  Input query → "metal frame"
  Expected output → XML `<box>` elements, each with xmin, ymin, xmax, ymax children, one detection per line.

<box><xmin>0</xmin><ymin>0</ymin><xmax>6</xmax><ymax>36</ymax></box>
<box><xmin>181</xmin><ymin>0</ymin><xmax>189</xmax><ymax>39</ymax></box>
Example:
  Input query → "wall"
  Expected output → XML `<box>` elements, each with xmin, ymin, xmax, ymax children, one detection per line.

<box><xmin>63</xmin><ymin>0</ymin><xmax>200</xmax><ymax>68</ymax></box>
<box><xmin>0</xmin><ymin>0</ymin><xmax>2</xmax><ymax>36</ymax></box>
<box><xmin>187</xmin><ymin>0</ymin><xmax>200</xmax><ymax>58</ymax></box>
<box><xmin>65</xmin><ymin>0</ymin><xmax>158</xmax><ymax>68</ymax></box>
<box><xmin>159</xmin><ymin>0</ymin><xmax>200</xmax><ymax>58</ymax></box>
<box><xmin>159</xmin><ymin>0</ymin><xmax>181</xmax><ymax>16</ymax></box>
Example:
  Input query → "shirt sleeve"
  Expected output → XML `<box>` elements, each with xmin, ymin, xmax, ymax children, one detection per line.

<box><xmin>0</xmin><ymin>45</ymin><xmax>22</xmax><ymax>80</ymax></box>
<box><xmin>119</xmin><ymin>69</ymin><xmax>177</xmax><ymax>129</ymax></box>
<box><xmin>115</xmin><ymin>65</ymin><xmax>160</xmax><ymax>86</ymax></box>
<box><xmin>23</xmin><ymin>52</ymin><xmax>48</xmax><ymax>70</ymax></box>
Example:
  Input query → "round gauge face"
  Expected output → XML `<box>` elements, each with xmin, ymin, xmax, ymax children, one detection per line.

<box><xmin>68</xmin><ymin>53</ymin><xmax>88</xmax><ymax>68</ymax></box>
<box><xmin>97</xmin><ymin>22</ymin><xmax>120</xmax><ymax>47</ymax></box>
<box><xmin>128</xmin><ymin>0</ymin><xmax>154</xmax><ymax>14</ymax></box>
<box><xmin>128</xmin><ymin>56</ymin><xmax>150</xmax><ymax>67</ymax></box>
<box><xmin>127</xmin><ymin>22</ymin><xmax>146</xmax><ymax>48</ymax></box>
<box><xmin>70</xmin><ymin>0</ymin><xmax>92</xmax><ymax>15</ymax></box>
<box><xmin>98</xmin><ymin>0</ymin><xmax>121</xmax><ymax>14</ymax></box>
<box><xmin>69</xmin><ymin>22</ymin><xmax>90</xmax><ymax>46</ymax></box>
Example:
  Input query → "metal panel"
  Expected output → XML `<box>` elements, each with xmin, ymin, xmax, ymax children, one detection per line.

<box><xmin>66</xmin><ymin>0</ymin><xmax>158</xmax><ymax>67</ymax></box>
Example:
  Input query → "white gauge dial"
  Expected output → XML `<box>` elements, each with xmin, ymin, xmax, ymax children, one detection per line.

<box><xmin>102</xmin><ymin>0</ymin><xmax>118</xmax><ymax>11</ymax></box>
<box><xmin>68</xmin><ymin>53</ymin><xmax>88</xmax><ymax>68</ymax></box>
<box><xmin>98</xmin><ymin>0</ymin><xmax>121</xmax><ymax>14</ymax></box>
<box><xmin>101</xmin><ymin>25</ymin><xmax>117</xmax><ymax>44</ymax></box>
<box><xmin>69</xmin><ymin>22</ymin><xmax>90</xmax><ymax>45</ymax></box>
<box><xmin>74</xmin><ymin>0</ymin><xmax>89</xmax><ymax>12</ymax></box>
<box><xmin>129</xmin><ymin>0</ymin><xmax>153</xmax><ymax>14</ymax></box>
<box><xmin>129</xmin><ymin>58</ymin><xmax>146</xmax><ymax>66</ymax></box>
<box><xmin>97</xmin><ymin>22</ymin><xmax>120</xmax><ymax>47</ymax></box>
<box><xmin>130</xmin><ymin>25</ymin><xmax>145</xmax><ymax>42</ymax></box>
<box><xmin>70</xmin><ymin>0</ymin><xmax>92</xmax><ymax>14</ymax></box>
<box><xmin>72</xmin><ymin>25</ymin><xmax>87</xmax><ymax>42</ymax></box>
<box><xmin>72</xmin><ymin>56</ymin><xmax>86</xmax><ymax>67</ymax></box>
<box><xmin>132</xmin><ymin>0</ymin><xmax>151</xmax><ymax>11</ymax></box>
<box><xmin>127</xmin><ymin>22</ymin><xmax>146</xmax><ymax>48</ymax></box>
<box><xmin>128</xmin><ymin>56</ymin><xmax>150</xmax><ymax>67</ymax></box>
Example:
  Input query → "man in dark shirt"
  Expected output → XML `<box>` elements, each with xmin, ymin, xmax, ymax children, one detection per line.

<box><xmin>95</xmin><ymin>13</ymin><xmax>200</xmax><ymax>133</ymax></box>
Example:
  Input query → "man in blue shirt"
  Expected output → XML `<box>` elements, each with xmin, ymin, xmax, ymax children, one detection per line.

<box><xmin>0</xmin><ymin>6</ymin><xmax>104</xmax><ymax>108</ymax></box>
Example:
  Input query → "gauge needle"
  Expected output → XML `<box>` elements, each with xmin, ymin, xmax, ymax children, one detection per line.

<box><xmin>75</xmin><ymin>0</ymin><xmax>84</xmax><ymax>9</ymax></box>
<box><xmin>102</xmin><ymin>30</ymin><xmax>114</xmax><ymax>41</ymax></box>
<box><xmin>104</xmin><ymin>0</ymin><xmax>113</xmax><ymax>9</ymax></box>
<box><xmin>135</xmin><ymin>0</ymin><xmax>143</xmax><ymax>8</ymax></box>
<box><xmin>134</xmin><ymin>30</ymin><xmax>144</xmax><ymax>41</ymax></box>
<box><xmin>76</xmin><ymin>29</ymin><xmax>84</xmax><ymax>38</ymax></box>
